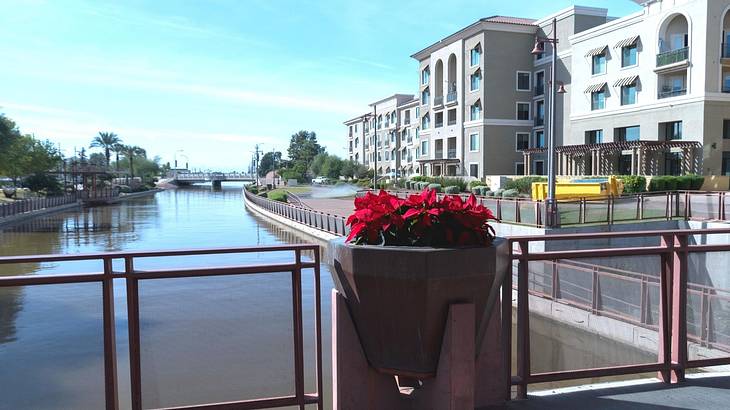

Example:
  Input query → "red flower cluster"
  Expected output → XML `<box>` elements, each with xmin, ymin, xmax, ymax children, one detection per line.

<box><xmin>346</xmin><ymin>189</ymin><xmax>497</xmax><ymax>247</ymax></box>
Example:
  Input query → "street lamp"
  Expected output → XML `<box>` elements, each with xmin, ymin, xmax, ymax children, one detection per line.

<box><xmin>531</xmin><ymin>17</ymin><xmax>567</xmax><ymax>228</ymax></box>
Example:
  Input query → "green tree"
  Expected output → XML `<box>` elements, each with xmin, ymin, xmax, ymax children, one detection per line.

<box><xmin>258</xmin><ymin>151</ymin><xmax>282</xmax><ymax>177</ymax></box>
<box><xmin>112</xmin><ymin>143</ymin><xmax>124</xmax><ymax>171</ymax></box>
<box><xmin>321</xmin><ymin>155</ymin><xmax>343</xmax><ymax>179</ymax></box>
<box><xmin>120</xmin><ymin>145</ymin><xmax>146</xmax><ymax>178</ymax></box>
<box><xmin>89</xmin><ymin>152</ymin><xmax>107</xmax><ymax>167</ymax></box>
<box><xmin>2</xmin><ymin>135</ymin><xmax>61</xmax><ymax>184</ymax></box>
<box><xmin>309</xmin><ymin>153</ymin><xmax>329</xmax><ymax>177</ymax></box>
<box><xmin>90</xmin><ymin>132</ymin><xmax>121</xmax><ymax>167</ymax></box>
<box><xmin>287</xmin><ymin>130</ymin><xmax>324</xmax><ymax>164</ymax></box>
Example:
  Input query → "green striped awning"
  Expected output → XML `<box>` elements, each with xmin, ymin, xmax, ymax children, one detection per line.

<box><xmin>584</xmin><ymin>45</ymin><xmax>607</xmax><ymax>57</ymax></box>
<box><xmin>584</xmin><ymin>82</ymin><xmax>607</xmax><ymax>93</ymax></box>
<box><xmin>614</xmin><ymin>75</ymin><xmax>638</xmax><ymax>87</ymax></box>
<box><xmin>614</xmin><ymin>35</ymin><xmax>639</xmax><ymax>49</ymax></box>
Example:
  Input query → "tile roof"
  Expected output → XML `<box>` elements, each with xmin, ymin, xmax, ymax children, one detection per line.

<box><xmin>481</xmin><ymin>16</ymin><xmax>537</xmax><ymax>26</ymax></box>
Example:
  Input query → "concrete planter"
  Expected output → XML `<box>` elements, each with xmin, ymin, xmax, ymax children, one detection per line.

<box><xmin>332</xmin><ymin>237</ymin><xmax>509</xmax><ymax>378</ymax></box>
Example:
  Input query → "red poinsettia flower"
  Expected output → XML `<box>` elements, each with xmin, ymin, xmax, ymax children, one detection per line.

<box><xmin>346</xmin><ymin>188</ymin><xmax>497</xmax><ymax>247</ymax></box>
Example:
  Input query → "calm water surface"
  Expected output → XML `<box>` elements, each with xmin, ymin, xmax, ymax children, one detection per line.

<box><xmin>0</xmin><ymin>185</ymin><xmax>653</xmax><ymax>409</ymax></box>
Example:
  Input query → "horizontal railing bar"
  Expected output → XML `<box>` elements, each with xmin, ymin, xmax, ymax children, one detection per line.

<box><xmin>154</xmin><ymin>393</ymin><xmax>320</xmax><ymax>410</ymax></box>
<box><xmin>0</xmin><ymin>244</ymin><xmax>318</xmax><ymax>265</ymax></box>
<box><xmin>524</xmin><ymin>363</ymin><xmax>665</xmax><ymax>384</ymax></box>
<box><xmin>130</xmin><ymin>264</ymin><xmax>299</xmax><ymax>280</ymax></box>
<box><xmin>508</xmin><ymin>228</ymin><xmax>730</xmax><ymax>242</ymax></box>
<box><xmin>0</xmin><ymin>273</ymin><xmax>105</xmax><ymax>287</ymax></box>
<box><xmin>686</xmin><ymin>357</ymin><xmax>730</xmax><ymax>368</ymax></box>
<box><xmin>519</xmin><ymin>246</ymin><xmax>668</xmax><ymax>260</ymax></box>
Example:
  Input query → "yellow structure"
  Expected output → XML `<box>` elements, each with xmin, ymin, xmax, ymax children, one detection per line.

<box><xmin>531</xmin><ymin>176</ymin><xmax>623</xmax><ymax>201</ymax></box>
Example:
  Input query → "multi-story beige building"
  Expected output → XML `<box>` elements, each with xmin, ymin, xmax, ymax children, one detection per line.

<box><xmin>345</xmin><ymin>0</ymin><xmax>730</xmax><ymax>179</ymax></box>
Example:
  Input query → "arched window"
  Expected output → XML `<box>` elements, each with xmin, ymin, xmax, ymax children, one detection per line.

<box><xmin>470</xmin><ymin>100</ymin><xmax>482</xmax><ymax>121</ymax></box>
<box><xmin>470</xmin><ymin>43</ymin><xmax>481</xmax><ymax>67</ymax></box>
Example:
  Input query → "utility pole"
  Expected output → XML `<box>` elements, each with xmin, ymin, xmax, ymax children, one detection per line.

<box><xmin>253</xmin><ymin>144</ymin><xmax>263</xmax><ymax>186</ymax></box>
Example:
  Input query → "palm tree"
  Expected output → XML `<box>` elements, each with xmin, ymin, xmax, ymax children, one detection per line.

<box><xmin>121</xmin><ymin>145</ymin><xmax>146</xmax><ymax>178</ymax></box>
<box><xmin>90</xmin><ymin>132</ymin><xmax>121</xmax><ymax>167</ymax></box>
<box><xmin>112</xmin><ymin>143</ymin><xmax>124</xmax><ymax>171</ymax></box>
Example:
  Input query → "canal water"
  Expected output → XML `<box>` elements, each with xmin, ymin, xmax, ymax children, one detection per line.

<box><xmin>0</xmin><ymin>185</ymin><xmax>654</xmax><ymax>409</ymax></box>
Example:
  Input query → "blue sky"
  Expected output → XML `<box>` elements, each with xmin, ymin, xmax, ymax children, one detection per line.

<box><xmin>0</xmin><ymin>0</ymin><xmax>641</xmax><ymax>170</ymax></box>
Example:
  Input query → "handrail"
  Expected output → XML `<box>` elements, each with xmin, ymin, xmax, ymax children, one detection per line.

<box><xmin>0</xmin><ymin>244</ymin><xmax>323</xmax><ymax>410</ymax></box>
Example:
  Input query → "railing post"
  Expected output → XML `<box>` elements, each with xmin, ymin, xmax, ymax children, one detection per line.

<box><xmin>515</xmin><ymin>200</ymin><xmax>521</xmax><ymax>223</ymax></box>
<box><xmin>501</xmin><ymin>244</ymin><xmax>514</xmax><ymax>401</ymax></box>
<box><xmin>591</xmin><ymin>266</ymin><xmax>601</xmax><ymax>314</ymax></box>
<box><xmin>102</xmin><ymin>258</ymin><xmax>119</xmax><ymax>410</ymax></box>
<box><xmin>496</xmin><ymin>199</ymin><xmax>502</xmax><ymax>221</ymax></box>
<box><xmin>640</xmin><ymin>277</ymin><xmax>649</xmax><ymax>325</ymax></box>
<box><xmin>638</xmin><ymin>194</ymin><xmax>643</xmax><ymax>220</ymax></box>
<box><xmin>125</xmin><ymin>256</ymin><xmax>143</xmax><ymax>410</ymax></box>
<box><xmin>516</xmin><ymin>240</ymin><xmax>530</xmax><ymax>399</ymax></box>
<box><xmin>551</xmin><ymin>261</ymin><xmax>560</xmax><ymax>300</ymax></box>
<box><xmin>670</xmin><ymin>232</ymin><xmax>688</xmax><ymax>383</ymax></box>
<box><xmin>700</xmin><ymin>287</ymin><xmax>710</xmax><ymax>347</ymax></box>
<box><xmin>658</xmin><ymin>234</ymin><xmax>673</xmax><ymax>383</ymax></box>
<box><xmin>292</xmin><ymin>250</ymin><xmax>306</xmax><ymax>409</ymax></box>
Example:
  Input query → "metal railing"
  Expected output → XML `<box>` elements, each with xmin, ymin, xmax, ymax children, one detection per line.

<box><xmin>658</xmin><ymin>88</ymin><xmax>687</xmax><ymax>99</ymax></box>
<box><xmin>534</xmin><ymin>117</ymin><xmax>544</xmax><ymax>126</ymax></box>
<box><xmin>656</xmin><ymin>46</ymin><xmax>689</xmax><ymax>67</ymax></box>
<box><xmin>244</xmin><ymin>188</ymin><xmax>349</xmax><ymax>236</ymax></box>
<box><xmin>535</xmin><ymin>85</ymin><xmax>545</xmax><ymax>96</ymax></box>
<box><xmin>447</xmin><ymin>90</ymin><xmax>458</xmax><ymax>103</ymax></box>
<box><xmin>0</xmin><ymin>194</ymin><xmax>79</xmax><ymax>219</ymax></box>
<box><xmin>505</xmin><ymin>228</ymin><xmax>730</xmax><ymax>399</ymax></box>
<box><xmin>0</xmin><ymin>244</ymin><xmax>323</xmax><ymax>410</ymax></box>
<box><xmin>447</xmin><ymin>148</ymin><xmax>457</xmax><ymax>159</ymax></box>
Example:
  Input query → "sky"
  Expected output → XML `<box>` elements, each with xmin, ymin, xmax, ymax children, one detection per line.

<box><xmin>0</xmin><ymin>0</ymin><xmax>641</xmax><ymax>171</ymax></box>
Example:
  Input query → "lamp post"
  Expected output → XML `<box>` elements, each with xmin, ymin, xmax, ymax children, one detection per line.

<box><xmin>532</xmin><ymin>17</ymin><xmax>567</xmax><ymax>228</ymax></box>
<box><xmin>372</xmin><ymin>106</ymin><xmax>378</xmax><ymax>189</ymax></box>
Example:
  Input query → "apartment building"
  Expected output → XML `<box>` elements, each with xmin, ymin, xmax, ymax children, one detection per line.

<box><xmin>345</xmin><ymin>0</ymin><xmax>730</xmax><ymax>178</ymax></box>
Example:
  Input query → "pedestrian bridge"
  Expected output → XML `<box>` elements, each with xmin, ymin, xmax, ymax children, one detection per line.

<box><xmin>169</xmin><ymin>171</ymin><xmax>255</xmax><ymax>187</ymax></box>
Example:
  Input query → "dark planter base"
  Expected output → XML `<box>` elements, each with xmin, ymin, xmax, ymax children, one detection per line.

<box><xmin>332</xmin><ymin>237</ymin><xmax>509</xmax><ymax>377</ymax></box>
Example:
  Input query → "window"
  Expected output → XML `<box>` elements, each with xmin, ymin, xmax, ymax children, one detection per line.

<box><xmin>421</xmin><ymin>88</ymin><xmax>430</xmax><ymax>105</ymax></box>
<box><xmin>470</xmin><ymin>45</ymin><xmax>481</xmax><ymax>67</ymax></box>
<box><xmin>469</xmin><ymin>163</ymin><xmax>479</xmax><ymax>178</ymax></box>
<box><xmin>516</xmin><ymin>133</ymin><xmax>530</xmax><ymax>150</ymax></box>
<box><xmin>470</xmin><ymin>101</ymin><xmax>481</xmax><ymax>121</ymax></box>
<box><xmin>355</xmin><ymin>137</ymin><xmax>359</xmax><ymax>147</ymax></box>
<box><xmin>723</xmin><ymin>152</ymin><xmax>730</xmax><ymax>176</ymax></box>
<box><xmin>421</xmin><ymin>67</ymin><xmax>430</xmax><ymax>85</ymax></box>
<box><xmin>534</xmin><ymin>130</ymin><xmax>545</xmax><ymax>148</ymax></box>
<box><xmin>422</xmin><ymin>113</ymin><xmax>430</xmax><ymax>129</ymax></box>
<box><xmin>469</xmin><ymin>133</ymin><xmax>479</xmax><ymax>151</ymax></box>
<box><xmin>621</xmin><ymin>84</ymin><xmax>637</xmax><ymax>105</ymax></box>
<box><xmin>517</xmin><ymin>102</ymin><xmax>530</xmax><ymax>120</ymax></box>
<box><xmin>535</xmin><ymin>100</ymin><xmax>545</xmax><ymax>126</ymax></box>
<box><xmin>616</xmin><ymin>125</ymin><xmax>640</xmax><ymax>142</ymax></box>
<box><xmin>435</xmin><ymin>112</ymin><xmax>443</xmax><ymax>128</ymax></box>
<box><xmin>534</xmin><ymin>160</ymin><xmax>544</xmax><ymax>175</ymax></box>
<box><xmin>415</xmin><ymin>107</ymin><xmax>420</xmax><ymax>117</ymax></box>
<box><xmin>349</xmin><ymin>125</ymin><xmax>353</xmax><ymax>135</ymax></box>
<box><xmin>447</xmin><ymin>109</ymin><xmax>456</xmax><ymax>125</ymax></box>
<box><xmin>592</xmin><ymin>52</ymin><xmax>606</xmax><ymax>75</ymax></box>
<box><xmin>421</xmin><ymin>140</ymin><xmax>428</xmax><ymax>156</ymax></box>
<box><xmin>516</xmin><ymin>163</ymin><xmax>525</xmax><ymax>175</ymax></box>
<box><xmin>517</xmin><ymin>72</ymin><xmax>531</xmax><ymax>91</ymax></box>
<box><xmin>470</xmin><ymin>71</ymin><xmax>481</xmax><ymax>91</ymax></box>
<box><xmin>355</xmin><ymin>124</ymin><xmax>358</xmax><ymax>132</ymax></box>
<box><xmin>391</xmin><ymin>112</ymin><xmax>396</xmax><ymax>124</ymax></box>
<box><xmin>622</xmin><ymin>44</ymin><xmax>637</xmax><ymax>67</ymax></box>
<box><xmin>377</xmin><ymin>115</ymin><xmax>383</xmax><ymax>129</ymax></box>
<box><xmin>591</xmin><ymin>89</ymin><xmax>606</xmax><ymax>110</ymax></box>
<box><xmin>535</xmin><ymin>71</ymin><xmax>545</xmax><ymax>95</ymax></box>
<box><xmin>385</xmin><ymin>151</ymin><xmax>390</xmax><ymax>161</ymax></box>
<box><xmin>585</xmin><ymin>129</ymin><xmax>603</xmax><ymax>144</ymax></box>
<box><xmin>663</xmin><ymin>121</ymin><xmax>682</xmax><ymax>140</ymax></box>
<box><xmin>724</xmin><ymin>120</ymin><xmax>730</xmax><ymax>139</ymax></box>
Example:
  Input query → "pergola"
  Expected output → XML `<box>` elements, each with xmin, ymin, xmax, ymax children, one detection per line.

<box><xmin>416</xmin><ymin>158</ymin><xmax>461</xmax><ymax>176</ymax></box>
<box><xmin>521</xmin><ymin>140</ymin><xmax>702</xmax><ymax>176</ymax></box>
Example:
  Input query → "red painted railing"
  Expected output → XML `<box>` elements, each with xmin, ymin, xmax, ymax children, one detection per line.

<box><xmin>0</xmin><ymin>244</ymin><xmax>323</xmax><ymax>410</ymax></box>
<box><xmin>502</xmin><ymin>228</ymin><xmax>730</xmax><ymax>399</ymax></box>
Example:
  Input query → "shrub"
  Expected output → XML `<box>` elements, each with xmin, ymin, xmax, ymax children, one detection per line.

<box><xmin>444</xmin><ymin>186</ymin><xmax>460</xmax><ymax>194</ymax></box>
<box><xmin>481</xmin><ymin>188</ymin><xmax>492</xmax><ymax>196</ymax></box>
<box><xmin>485</xmin><ymin>190</ymin><xmax>496</xmax><ymax>197</ymax></box>
<box><xmin>676</xmin><ymin>175</ymin><xmax>693</xmax><ymax>190</ymax></box>
<box><xmin>246</xmin><ymin>185</ymin><xmax>259</xmax><ymax>194</ymax></box>
<box><xmin>648</xmin><ymin>177</ymin><xmax>665</xmax><ymax>192</ymax></box>
<box><xmin>21</xmin><ymin>173</ymin><xmax>63</xmax><ymax>196</ymax></box>
<box><xmin>471</xmin><ymin>186</ymin><xmax>482</xmax><ymax>195</ymax></box>
<box><xmin>502</xmin><ymin>189</ymin><xmax>519</xmax><ymax>198</ymax></box>
<box><xmin>504</xmin><ymin>176</ymin><xmax>546</xmax><ymax>195</ymax></box>
<box><xmin>268</xmin><ymin>191</ymin><xmax>288</xmax><ymax>203</ymax></box>
<box><xmin>621</xmin><ymin>175</ymin><xmax>646</xmax><ymax>194</ymax></box>
<box><xmin>427</xmin><ymin>183</ymin><xmax>442</xmax><ymax>193</ymax></box>
<box><xmin>663</xmin><ymin>176</ymin><xmax>678</xmax><ymax>191</ymax></box>
<box><xmin>467</xmin><ymin>180</ymin><xmax>485</xmax><ymax>190</ymax></box>
<box><xmin>494</xmin><ymin>189</ymin><xmax>505</xmax><ymax>197</ymax></box>
<box><xmin>258</xmin><ymin>191</ymin><xmax>268</xmax><ymax>198</ymax></box>
<box><xmin>689</xmin><ymin>174</ymin><xmax>705</xmax><ymax>190</ymax></box>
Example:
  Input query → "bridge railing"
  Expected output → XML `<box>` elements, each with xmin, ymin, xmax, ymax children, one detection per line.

<box><xmin>0</xmin><ymin>244</ymin><xmax>323</xmax><ymax>410</ymax></box>
<box><xmin>244</xmin><ymin>188</ymin><xmax>349</xmax><ymax>237</ymax></box>
<box><xmin>505</xmin><ymin>228</ymin><xmax>730</xmax><ymax>399</ymax></box>
<box><xmin>0</xmin><ymin>194</ymin><xmax>79</xmax><ymax>219</ymax></box>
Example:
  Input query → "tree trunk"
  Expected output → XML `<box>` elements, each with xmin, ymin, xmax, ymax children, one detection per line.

<box><xmin>129</xmin><ymin>157</ymin><xmax>134</xmax><ymax>178</ymax></box>
<box><xmin>105</xmin><ymin>148</ymin><xmax>111</xmax><ymax>167</ymax></box>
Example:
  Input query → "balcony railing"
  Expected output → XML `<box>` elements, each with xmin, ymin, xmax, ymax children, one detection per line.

<box><xmin>404</xmin><ymin>118</ymin><xmax>410</xmax><ymax>125</ymax></box>
<box><xmin>447</xmin><ymin>118</ymin><xmax>456</xmax><ymax>126</ymax></box>
<box><xmin>534</xmin><ymin>117</ymin><xmax>544</xmax><ymax>127</ymax></box>
<box><xmin>535</xmin><ymin>85</ymin><xmax>545</xmax><ymax>96</ymax></box>
<box><xmin>435</xmin><ymin>150</ymin><xmax>443</xmax><ymax>159</ymax></box>
<box><xmin>434</xmin><ymin>95</ymin><xmax>444</xmax><ymax>106</ymax></box>
<box><xmin>723</xmin><ymin>42</ymin><xmax>730</xmax><ymax>58</ymax></box>
<box><xmin>447</xmin><ymin>148</ymin><xmax>457</xmax><ymax>159</ymax></box>
<box><xmin>656</xmin><ymin>46</ymin><xmax>689</xmax><ymax>67</ymax></box>
<box><xmin>446</xmin><ymin>91</ymin><xmax>458</xmax><ymax>103</ymax></box>
<box><xmin>435</xmin><ymin>120</ymin><xmax>443</xmax><ymax>128</ymax></box>
<box><xmin>658</xmin><ymin>88</ymin><xmax>687</xmax><ymax>99</ymax></box>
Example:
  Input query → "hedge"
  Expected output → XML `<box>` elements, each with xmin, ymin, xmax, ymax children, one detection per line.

<box><xmin>621</xmin><ymin>175</ymin><xmax>646</xmax><ymax>194</ymax></box>
<box><xmin>504</xmin><ymin>176</ymin><xmax>546</xmax><ymax>194</ymax></box>
<box><xmin>427</xmin><ymin>183</ymin><xmax>442</xmax><ymax>193</ymax></box>
<box><xmin>444</xmin><ymin>186</ymin><xmax>460</xmax><ymax>194</ymax></box>
<box><xmin>267</xmin><ymin>191</ymin><xmax>288</xmax><ymax>203</ymax></box>
<box><xmin>648</xmin><ymin>175</ymin><xmax>704</xmax><ymax>192</ymax></box>
<box><xmin>502</xmin><ymin>189</ymin><xmax>519</xmax><ymax>198</ymax></box>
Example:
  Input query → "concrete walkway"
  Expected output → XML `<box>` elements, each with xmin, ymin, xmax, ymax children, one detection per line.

<box><xmin>485</xmin><ymin>374</ymin><xmax>730</xmax><ymax>410</ymax></box>
<box><xmin>300</xmin><ymin>197</ymin><xmax>353</xmax><ymax>218</ymax></box>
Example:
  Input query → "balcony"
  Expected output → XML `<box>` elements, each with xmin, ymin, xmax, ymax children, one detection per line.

<box><xmin>723</xmin><ymin>43</ymin><xmax>730</xmax><ymax>59</ymax></box>
<box><xmin>656</xmin><ymin>46</ymin><xmax>689</xmax><ymax>68</ymax></box>
<box><xmin>534</xmin><ymin>117</ymin><xmax>544</xmax><ymax>127</ymax></box>
<box><xmin>447</xmin><ymin>148</ymin><xmax>457</xmax><ymax>159</ymax></box>
<box><xmin>407</xmin><ymin>136</ymin><xmax>413</xmax><ymax>144</ymax></box>
<box><xmin>433</xmin><ymin>95</ymin><xmax>444</xmax><ymax>109</ymax></box>
<box><xmin>407</xmin><ymin>156</ymin><xmax>413</xmax><ymax>162</ymax></box>
<box><xmin>535</xmin><ymin>85</ymin><xmax>545</xmax><ymax>96</ymax></box>
<box><xmin>658</xmin><ymin>88</ymin><xmax>687</xmax><ymax>99</ymax></box>
<box><xmin>404</xmin><ymin>118</ymin><xmax>410</xmax><ymax>126</ymax></box>
<box><xmin>723</xmin><ymin>86</ymin><xmax>730</xmax><ymax>93</ymax></box>
<box><xmin>446</xmin><ymin>91</ymin><xmax>458</xmax><ymax>104</ymax></box>
<box><xmin>435</xmin><ymin>150</ymin><xmax>443</xmax><ymax>159</ymax></box>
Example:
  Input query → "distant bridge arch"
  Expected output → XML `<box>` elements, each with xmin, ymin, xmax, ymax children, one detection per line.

<box><xmin>169</xmin><ymin>171</ymin><xmax>255</xmax><ymax>187</ymax></box>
